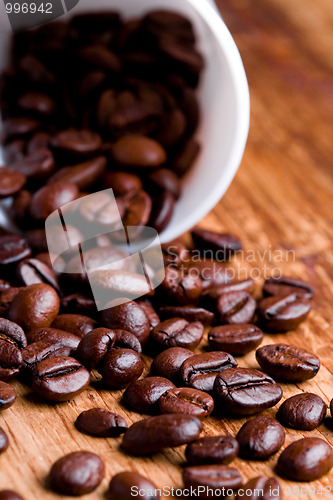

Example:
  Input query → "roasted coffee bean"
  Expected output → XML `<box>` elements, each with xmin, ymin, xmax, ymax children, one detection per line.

<box><xmin>0</xmin><ymin>428</ymin><xmax>9</xmax><ymax>454</ymax></box>
<box><xmin>18</xmin><ymin>91</ymin><xmax>55</xmax><ymax>116</ymax></box>
<box><xmin>25</xmin><ymin>327</ymin><xmax>79</xmax><ymax>346</ymax></box>
<box><xmin>49</xmin><ymin>129</ymin><xmax>102</xmax><ymax>157</ymax></box>
<box><xmin>172</xmin><ymin>139</ymin><xmax>200</xmax><ymax>176</ymax></box>
<box><xmin>186</xmin><ymin>259</ymin><xmax>232</xmax><ymax>289</ymax></box>
<box><xmin>0</xmin><ymin>491</ymin><xmax>25</xmax><ymax>500</ymax></box>
<box><xmin>263</xmin><ymin>276</ymin><xmax>314</xmax><ymax>299</ymax></box>
<box><xmin>89</xmin><ymin>269</ymin><xmax>151</xmax><ymax>299</ymax></box>
<box><xmin>149</xmin><ymin>190</ymin><xmax>175</xmax><ymax>233</ymax></box>
<box><xmin>123</xmin><ymin>376</ymin><xmax>175</xmax><ymax>414</ymax></box>
<box><xmin>214</xmin><ymin>368</ymin><xmax>283</xmax><ymax>415</ymax></box>
<box><xmin>120</xmin><ymin>190</ymin><xmax>152</xmax><ymax>232</ymax></box>
<box><xmin>11</xmin><ymin>148</ymin><xmax>55</xmax><ymax>180</ymax></box>
<box><xmin>32</xmin><ymin>356</ymin><xmax>90</xmax><ymax>401</ymax></box>
<box><xmin>236</xmin><ymin>415</ymin><xmax>285</xmax><ymax>460</ymax></box>
<box><xmin>109</xmin><ymin>472</ymin><xmax>160</xmax><ymax>500</ymax></box>
<box><xmin>8</xmin><ymin>284</ymin><xmax>60</xmax><ymax>331</ymax></box>
<box><xmin>77</xmin><ymin>45</ymin><xmax>121</xmax><ymax>72</ymax></box>
<box><xmin>4</xmin><ymin>139</ymin><xmax>25</xmax><ymax>163</ymax></box>
<box><xmin>103</xmin><ymin>171</ymin><xmax>143</xmax><ymax>196</ymax></box>
<box><xmin>161</xmin><ymin>239</ymin><xmax>189</xmax><ymax>267</ymax></box>
<box><xmin>159</xmin><ymin>387</ymin><xmax>214</xmax><ymax>419</ymax></box>
<box><xmin>277</xmin><ymin>437</ymin><xmax>333</xmax><ymax>481</ymax></box>
<box><xmin>200</xmin><ymin>279</ymin><xmax>255</xmax><ymax>311</ymax></box>
<box><xmin>151</xmin><ymin>347</ymin><xmax>194</xmax><ymax>383</ymax></box>
<box><xmin>159</xmin><ymin>306</ymin><xmax>214</xmax><ymax>326</ymax></box>
<box><xmin>180</xmin><ymin>352</ymin><xmax>237</xmax><ymax>393</ymax></box>
<box><xmin>122</xmin><ymin>413</ymin><xmax>202</xmax><ymax>454</ymax></box>
<box><xmin>27</xmin><ymin>132</ymin><xmax>50</xmax><ymax>153</ymax></box>
<box><xmin>113</xmin><ymin>329</ymin><xmax>142</xmax><ymax>353</ymax></box>
<box><xmin>49</xmin><ymin>451</ymin><xmax>104</xmax><ymax>495</ymax></box>
<box><xmin>0</xmin><ymin>381</ymin><xmax>16</xmax><ymax>410</ymax></box>
<box><xmin>0</xmin><ymin>287</ymin><xmax>23</xmax><ymax>317</ymax></box>
<box><xmin>147</xmin><ymin>168</ymin><xmax>181</xmax><ymax>199</ymax></box>
<box><xmin>0</xmin><ymin>318</ymin><xmax>26</xmax><ymax>380</ymax></box>
<box><xmin>216</xmin><ymin>291</ymin><xmax>256</xmax><ymax>324</ymax></box>
<box><xmin>256</xmin><ymin>344</ymin><xmax>320</xmax><ymax>382</ymax></box>
<box><xmin>208</xmin><ymin>324</ymin><xmax>264</xmax><ymax>356</ymax></box>
<box><xmin>75</xmin><ymin>328</ymin><xmax>116</xmax><ymax>370</ymax></box>
<box><xmin>151</xmin><ymin>318</ymin><xmax>204</xmax><ymax>352</ymax></box>
<box><xmin>0</xmin><ymin>318</ymin><xmax>27</xmax><ymax>349</ymax></box>
<box><xmin>101</xmin><ymin>348</ymin><xmax>144</xmax><ymax>389</ymax></box>
<box><xmin>191</xmin><ymin>229</ymin><xmax>242</xmax><ymax>260</ymax></box>
<box><xmin>51</xmin><ymin>314</ymin><xmax>97</xmax><ymax>338</ymax></box>
<box><xmin>47</xmin><ymin>156</ymin><xmax>107</xmax><ymax>189</ymax></box>
<box><xmin>35</xmin><ymin>252</ymin><xmax>66</xmax><ymax>273</ymax></box>
<box><xmin>75</xmin><ymin>408</ymin><xmax>127</xmax><ymax>437</ymax></box>
<box><xmin>185</xmin><ymin>435</ymin><xmax>239</xmax><ymax>466</ymax></box>
<box><xmin>277</xmin><ymin>392</ymin><xmax>327</xmax><ymax>430</ymax></box>
<box><xmin>159</xmin><ymin>267</ymin><xmax>203</xmax><ymax>305</ymax></box>
<box><xmin>2</xmin><ymin>117</ymin><xmax>40</xmax><ymax>144</ymax></box>
<box><xmin>25</xmin><ymin>228</ymin><xmax>48</xmax><ymax>253</ymax></box>
<box><xmin>60</xmin><ymin>293</ymin><xmax>97</xmax><ymax>316</ymax></box>
<box><xmin>0</xmin><ymin>168</ymin><xmax>26</xmax><ymax>198</ymax></box>
<box><xmin>183</xmin><ymin>465</ymin><xmax>242</xmax><ymax>498</ymax></box>
<box><xmin>16</xmin><ymin>258</ymin><xmax>60</xmax><ymax>294</ymax></box>
<box><xmin>237</xmin><ymin>477</ymin><xmax>282</xmax><ymax>500</ymax></box>
<box><xmin>29</xmin><ymin>181</ymin><xmax>79</xmax><ymax>221</ymax></box>
<box><xmin>111</xmin><ymin>135</ymin><xmax>167</xmax><ymax>168</ymax></box>
<box><xmin>257</xmin><ymin>293</ymin><xmax>311</xmax><ymax>332</ymax></box>
<box><xmin>136</xmin><ymin>300</ymin><xmax>160</xmax><ymax>331</ymax></box>
<box><xmin>0</xmin><ymin>235</ymin><xmax>31</xmax><ymax>269</ymax></box>
<box><xmin>100</xmin><ymin>300</ymin><xmax>150</xmax><ymax>346</ymax></box>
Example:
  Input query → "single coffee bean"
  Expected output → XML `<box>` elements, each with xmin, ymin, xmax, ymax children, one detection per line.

<box><xmin>25</xmin><ymin>327</ymin><xmax>79</xmax><ymax>346</ymax></box>
<box><xmin>146</xmin><ymin>168</ymin><xmax>181</xmax><ymax>199</ymax></box>
<box><xmin>51</xmin><ymin>314</ymin><xmax>97</xmax><ymax>338</ymax></box>
<box><xmin>18</xmin><ymin>91</ymin><xmax>55</xmax><ymax>116</ymax></box>
<box><xmin>159</xmin><ymin>306</ymin><xmax>214</xmax><ymax>326</ymax></box>
<box><xmin>180</xmin><ymin>352</ymin><xmax>237</xmax><ymax>393</ymax></box>
<box><xmin>161</xmin><ymin>239</ymin><xmax>189</xmax><ymax>267</ymax></box>
<box><xmin>2</xmin><ymin>117</ymin><xmax>40</xmax><ymax>143</ymax></box>
<box><xmin>122</xmin><ymin>413</ymin><xmax>202</xmax><ymax>455</ymax></box>
<box><xmin>151</xmin><ymin>318</ymin><xmax>204</xmax><ymax>352</ymax></box>
<box><xmin>77</xmin><ymin>45</ymin><xmax>121</xmax><ymax>72</ymax></box>
<box><xmin>236</xmin><ymin>415</ymin><xmax>285</xmax><ymax>460</ymax></box>
<box><xmin>159</xmin><ymin>267</ymin><xmax>203</xmax><ymax>305</ymax></box>
<box><xmin>11</xmin><ymin>148</ymin><xmax>55</xmax><ymax>180</ymax></box>
<box><xmin>185</xmin><ymin>435</ymin><xmax>239</xmax><ymax>466</ymax></box>
<box><xmin>89</xmin><ymin>269</ymin><xmax>151</xmax><ymax>299</ymax></box>
<box><xmin>214</xmin><ymin>368</ymin><xmax>283</xmax><ymax>415</ymax></box>
<box><xmin>0</xmin><ymin>318</ymin><xmax>27</xmax><ymax>348</ymax></box>
<box><xmin>99</xmin><ymin>299</ymin><xmax>150</xmax><ymax>346</ymax></box>
<box><xmin>29</xmin><ymin>181</ymin><xmax>79</xmax><ymax>221</ymax></box>
<box><xmin>50</xmin><ymin>451</ymin><xmax>105</xmax><ymax>495</ymax></box>
<box><xmin>49</xmin><ymin>129</ymin><xmax>102</xmax><ymax>157</ymax></box>
<box><xmin>0</xmin><ymin>491</ymin><xmax>25</xmax><ymax>500</ymax></box>
<box><xmin>172</xmin><ymin>139</ymin><xmax>200</xmax><ymax>177</ymax></box>
<box><xmin>201</xmin><ymin>279</ymin><xmax>255</xmax><ymax>311</ymax></box>
<box><xmin>123</xmin><ymin>376</ymin><xmax>175</xmax><ymax>414</ymax></box>
<box><xmin>75</xmin><ymin>408</ymin><xmax>128</xmax><ymax>437</ymax></box>
<box><xmin>111</xmin><ymin>135</ymin><xmax>167</xmax><ymax>168</ymax></box>
<box><xmin>60</xmin><ymin>293</ymin><xmax>97</xmax><ymax>316</ymax></box>
<box><xmin>0</xmin><ymin>168</ymin><xmax>26</xmax><ymax>198</ymax></box>
<box><xmin>191</xmin><ymin>228</ymin><xmax>242</xmax><ymax>260</ymax></box>
<box><xmin>136</xmin><ymin>300</ymin><xmax>160</xmax><ymax>331</ymax></box>
<box><xmin>47</xmin><ymin>156</ymin><xmax>107</xmax><ymax>189</ymax></box>
<box><xmin>120</xmin><ymin>190</ymin><xmax>153</xmax><ymax>232</ymax></box>
<box><xmin>103</xmin><ymin>171</ymin><xmax>143</xmax><ymax>196</ymax></box>
<box><xmin>0</xmin><ymin>318</ymin><xmax>26</xmax><ymax>380</ymax></box>
<box><xmin>0</xmin><ymin>381</ymin><xmax>16</xmax><ymax>410</ymax></box>
<box><xmin>151</xmin><ymin>347</ymin><xmax>194</xmax><ymax>383</ymax></box>
<box><xmin>101</xmin><ymin>348</ymin><xmax>144</xmax><ymax>388</ymax></box>
<box><xmin>149</xmin><ymin>190</ymin><xmax>175</xmax><ymax>233</ymax></box>
<box><xmin>0</xmin><ymin>287</ymin><xmax>23</xmax><ymax>317</ymax></box>
<box><xmin>256</xmin><ymin>344</ymin><xmax>320</xmax><ymax>382</ymax></box>
<box><xmin>216</xmin><ymin>291</ymin><xmax>256</xmax><ymax>324</ymax></box>
<box><xmin>8</xmin><ymin>284</ymin><xmax>60</xmax><ymax>331</ymax></box>
<box><xmin>27</xmin><ymin>132</ymin><xmax>50</xmax><ymax>153</ymax></box>
<box><xmin>113</xmin><ymin>329</ymin><xmax>142</xmax><ymax>353</ymax></box>
<box><xmin>0</xmin><ymin>428</ymin><xmax>9</xmax><ymax>453</ymax></box>
<box><xmin>0</xmin><ymin>235</ymin><xmax>31</xmax><ymax>269</ymax></box>
<box><xmin>109</xmin><ymin>472</ymin><xmax>160</xmax><ymax>500</ymax></box>
<box><xmin>277</xmin><ymin>392</ymin><xmax>327</xmax><ymax>430</ymax></box>
<box><xmin>237</xmin><ymin>476</ymin><xmax>282</xmax><ymax>500</ymax></box>
<box><xmin>75</xmin><ymin>328</ymin><xmax>116</xmax><ymax>370</ymax></box>
<box><xmin>277</xmin><ymin>437</ymin><xmax>333</xmax><ymax>481</ymax></box>
<box><xmin>183</xmin><ymin>465</ymin><xmax>242</xmax><ymax>498</ymax></box>
<box><xmin>159</xmin><ymin>387</ymin><xmax>214</xmax><ymax>419</ymax></box>
<box><xmin>257</xmin><ymin>293</ymin><xmax>311</xmax><ymax>332</ymax></box>
<box><xmin>16</xmin><ymin>258</ymin><xmax>60</xmax><ymax>294</ymax></box>
<box><xmin>208</xmin><ymin>324</ymin><xmax>264</xmax><ymax>356</ymax></box>
<box><xmin>32</xmin><ymin>356</ymin><xmax>90</xmax><ymax>402</ymax></box>
<box><xmin>263</xmin><ymin>276</ymin><xmax>314</xmax><ymax>299</ymax></box>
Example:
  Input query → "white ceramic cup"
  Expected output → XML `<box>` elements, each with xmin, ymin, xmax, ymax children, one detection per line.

<box><xmin>0</xmin><ymin>0</ymin><xmax>250</xmax><ymax>243</ymax></box>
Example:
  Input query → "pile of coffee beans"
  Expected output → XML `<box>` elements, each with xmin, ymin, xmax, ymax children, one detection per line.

<box><xmin>0</xmin><ymin>9</ymin><xmax>204</xmax><ymax>236</ymax></box>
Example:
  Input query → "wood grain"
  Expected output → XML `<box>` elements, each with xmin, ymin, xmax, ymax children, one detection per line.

<box><xmin>1</xmin><ymin>0</ymin><xmax>333</xmax><ymax>498</ymax></box>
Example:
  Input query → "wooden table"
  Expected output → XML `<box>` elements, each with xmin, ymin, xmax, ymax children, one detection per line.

<box><xmin>1</xmin><ymin>0</ymin><xmax>333</xmax><ymax>497</ymax></box>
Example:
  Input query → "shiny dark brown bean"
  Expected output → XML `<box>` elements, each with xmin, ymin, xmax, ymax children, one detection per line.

<box><xmin>49</xmin><ymin>129</ymin><xmax>102</xmax><ymax>157</ymax></box>
<box><xmin>0</xmin><ymin>235</ymin><xmax>31</xmax><ymax>269</ymax></box>
<box><xmin>159</xmin><ymin>306</ymin><xmax>214</xmax><ymax>326</ymax></box>
<box><xmin>237</xmin><ymin>416</ymin><xmax>285</xmax><ymax>460</ymax></box>
<box><xmin>161</xmin><ymin>239</ymin><xmax>189</xmax><ymax>267</ymax></box>
<box><xmin>0</xmin><ymin>381</ymin><xmax>16</xmax><ymax>411</ymax></box>
<box><xmin>208</xmin><ymin>324</ymin><xmax>263</xmax><ymax>356</ymax></box>
<box><xmin>32</xmin><ymin>356</ymin><xmax>90</xmax><ymax>402</ymax></box>
<box><xmin>257</xmin><ymin>293</ymin><xmax>311</xmax><ymax>332</ymax></box>
<box><xmin>237</xmin><ymin>477</ymin><xmax>282</xmax><ymax>500</ymax></box>
<box><xmin>29</xmin><ymin>181</ymin><xmax>79</xmax><ymax>221</ymax></box>
<box><xmin>183</xmin><ymin>465</ymin><xmax>242</xmax><ymax>498</ymax></box>
<box><xmin>8</xmin><ymin>284</ymin><xmax>60</xmax><ymax>331</ymax></box>
<box><xmin>277</xmin><ymin>393</ymin><xmax>327</xmax><ymax>430</ymax></box>
<box><xmin>0</xmin><ymin>490</ymin><xmax>25</xmax><ymax>500</ymax></box>
<box><xmin>60</xmin><ymin>293</ymin><xmax>97</xmax><ymax>316</ymax></box>
<box><xmin>27</xmin><ymin>132</ymin><xmax>50</xmax><ymax>153</ymax></box>
<box><xmin>49</xmin><ymin>451</ymin><xmax>105</xmax><ymax>495</ymax></box>
<box><xmin>149</xmin><ymin>190</ymin><xmax>175</xmax><ymax>233</ymax></box>
<box><xmin>217</xmin><ymin>291</ymin><xmax>256</xmax><ymax>324</ymax></box>
<box><xmin>111</xmin><ymin>135</ymin><xmax>167</xmax><ymax>168</ymax></box>
<box><xmin>75</xmin><ymin>408</ymin><xmax>127</xmax><ymax>437</ymax></box>
<box><xmin>11</xmin><ymin>148</ymin><xmax>55</xmax><ymax>180</ymax></box>
<box><xmin>51</xmin><ymin>314</ymin><xmax>97</xmax><ymax>338</ymax></box>
<box><xmin>151</xmin><ymin>347</ymin><xmax>194</xmax><ymax>383</ymax></box>
<box><xmin>159</xmin><ymin>267</ymin><xmax>203</xmax><ymax>305</ymax></box>
<box><xmin>122</xmin><ymin>413</ymin><xmax>202</xmax><ymax>455</ymax></box>
<box><xmin>256</xmin><ymin>344</ymin><xmax>320</xmax><ymax>381</ymax></box>
<box><xmin>0</xmin><ymin>318</ymin><xmax>26</xmax><ymax>380</ymax></box>
<box><xmin>2</xmin><ymin>117</ymin><xmax>40</xmax><ymax>143</ymax></box>
<box><xmin>0</xmin><ymin>318</ymin><xmax>27</xmax><ymax>349</ymax></box>
<box><xmin>120</xmin><ymin>190</ymin><xmax>152</xmax><ymax>232</ymax></box>
<box><xmin>214</xmin><ymin>368</ymin><xmax>283</xmax><ymax>415</ymax></box>
<box><xmin>200</xmin><ymin>279</ymin><xmax>256</xmax><ymax>311</ymax></box>
<box><xmin>172</xmin><ymin>139</ymin><xmax>200</xmax><ymax>176</ymax></box>
<box><xmin>77</xmin><ymin>45</ymin><xmax>121</xmax><ymax>73</ymax></box>
<box><xmin>101</xmin><ymin>348</ymin><xmax>144</xmax><ymax>389</ymax></box>
<box><xmin>136</xmin><ymin>301</ymin><xmax>160</xmax><ymax>331</ymax></box>
<box><xmin>18</xmin><ymin>91</ymin><xmax>55</xmax><ymax>116</ymax></box>
<box><xmin>0</xmin><ymin>168</ymin><xmax>26</xmax><ymax>198</ymax></box>
<box><xmin>47</xmin><ymin>156</ymin><xmax>107</xmax><ymax>189</ymax></box>
<box><xmin>113</xmin><ymin>329</ymin><xmax>142</xmax><ymax>353</ymax></box>
<box><xmin>123</xmin><ymin>376</ymin><xmax>175</xmax><ymax>414</ymax></box>
<box><xmin>100</xmin><ymin>300</ymin><xmax>150</xmax><ymax>346</ymax></box>
<box><xmin>151</xmin><ymin>318</ymin><xmax>204</xmax><ymax>352</ymax></box>
<box><xmin>0</xmin><ymin>287</ymin><xmax>23</xmax><ymax>317</ymax></box>
<box><xmin>185</xmin><ymin>436</ymin><xmax>239</xmax><ymax>466</ymax></box>
<box><xmin>181</xmin><ymin>352</ymin><xmax>237</xmax><ymax>393</ymax></box>
<box><xmin>16</xmin><ymin>258</ymin><xmax>60</xmax><ymax>294</ymax></box>
<box><xmin>103</xmin><ymin>171</ymin><xmax>143</xmax><ymax>196</ymax></box>
<box><xmin>89</xmin><ymin>269</ymin><xmax>151</xmax><ymax>299</ymax></box>
<box><xmin>263</xmin><ymin>276</ymin><xmax>314</xmax><ymax>299</ymax></box>
<box><xmin>159</xmin><ymin>387</ymin><xmax>214</xmax><ymax>419</ymax></box>
<box><xmin>109</xmin><ymin>472</ymin><xmax>160</xmax><ymax>500</ymax></box>
<box><xmin>75</xmin><ymin>328</ymin><xmax>115</xmax><ymax>370</ymax></box>
<box><xmin>25</xmin><ymin>327</ymin><xmax>79</xmax><ymax>345</ymax></box>
<box><xmin>277</xmin><ymin>437</ymin><xmax>333</xmax><ymax>481</ymax></box>
<box><xmin>147</xmin><ymin>168</ymin><xmax>181</xmax><ymax>199</ymax></box>
<box><xmin>0</xmin><ymin>428</ymin><xmax>9</xmax><ymax>454</ymax></box>
<box><xmin>191</xmin><ymin>228</ymin><xmax>242</xmax><ymax>260</ymax></box>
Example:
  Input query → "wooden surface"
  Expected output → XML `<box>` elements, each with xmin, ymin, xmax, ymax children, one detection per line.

<box><xmin>2</xmin><ymin>0</ymin><xmax>333</xmax><ymax>497</ymax></box>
